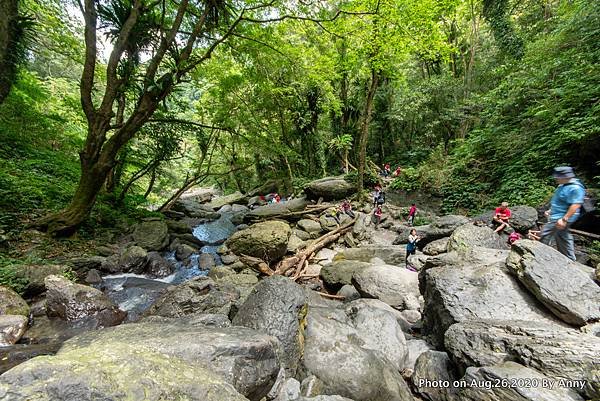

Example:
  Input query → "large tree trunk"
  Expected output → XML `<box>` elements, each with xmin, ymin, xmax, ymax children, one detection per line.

<box><xmin>357</xmin><ymin>69</ymin><xmax>379</xmax><ymax>197</ymax></box>
<box><xmin>36</xmin><ymin>152</ymin><xmax>112</xmax><ymax>236</ymax></box>
<box><xmin>0</xmin><ymin>0</ymin><xmax>20</xmax><ymax>104</ymax></box>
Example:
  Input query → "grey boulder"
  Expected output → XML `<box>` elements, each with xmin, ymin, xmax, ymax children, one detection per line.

<box><xmin>422</xmin><ymin>237</ymin><xmax>449</xmax><ymax>256</ymax></box>
<box><xmin>302</xmin><ymin>307</ymin><xmax>414</xmax><ymax>401</ymax></box>
<box><xmin>447</xmin><ymin>224</ymin><xmax>507</xmax><ymax>253</ymax></box>
<box><xmin>303</xmin><ymin>176</ymin><xmax>356</xmax><ymax>201</ymax></box>
<box><xmin>44</xmin><ymin>275</ymin><xmax>126</xmax><ymax>327</ymax></box>
<box><xmin>132</xmin><ymin>219</ymin><xmax>169</xmax><ymax>251</ymax></box>
<box><xmin>0</xmin><ymin>315</ymin><xmax>28</xmax><ymax>346</ymax></box>
<box><xmin>444</xmin><ymin>319</ymin><xmax>600</xmax><ymax>399</ymax></box>
<box><xmin>226</xmin><ymin>220</ymin><xmax>291</xmax><ymax>263</ymax></box>
<box><xmin>233</xmin><ymin>276</ymin><xmax>307</xmax><ymax>376</ymax></box>
<box><xmin>458</xmin><ymin>362</ymin><xmax>584</xmax><ymax>401</ymax></box>
<box><xmin>506</xmin><ymin>240</ymin><xmax>600</xmax><ymax>325</ymax></box>
<box><xmin>0</xmin><ymin>286</ymin><xmax>29</xmax><ymax>317</ymax></box>
<box><xmin>412</xmin><ymin>350</ymin><xmax>458</xmax><ymax>401</ymax></box>
<box><xmin>144</xmin><ymin>276</ymin><xmax>239</xmax><ymax>318</ymax></box>
<box><xmin>320</xmin><ymin>260</ymin><xmax>371</xmax><ymax>291</ymax></box>
<box><xmin>420</xmin><ymin>248</ymin><xmax>561</xmax><ymax>348</ymax></box>
<box><xmin>394</xmin><ymin>215</ymin><xmax>470</xmax><ymax>246</ymax></box>
<box><xmin>352</xmin><ymin>262</ymin><xmax>420</xmax><ymax>309</ymax></box>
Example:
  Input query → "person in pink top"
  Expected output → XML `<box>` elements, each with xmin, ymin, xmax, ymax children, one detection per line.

<box><xmin>493</xmin><ymin>201</ymin><xmax>512</xmax><ymax>233</ymax></box>
<box><xmin>407</xmin><ymin>203</ymin><xmax>417</xmax><ymax>226</ymax></box>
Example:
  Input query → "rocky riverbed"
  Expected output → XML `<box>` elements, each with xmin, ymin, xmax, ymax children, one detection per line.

<box><xmin>0</xmin><ymin>176</ymin><xmax>599</xmax><ymax>401</ymax></box>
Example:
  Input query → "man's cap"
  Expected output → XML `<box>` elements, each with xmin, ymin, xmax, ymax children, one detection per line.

<box><xmin>552</xmin><ymin>166</ymin><xmax>575</xmax><ymax>179</ymax></box>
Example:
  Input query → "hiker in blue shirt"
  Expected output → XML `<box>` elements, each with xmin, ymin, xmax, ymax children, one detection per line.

<box><xmin>539</xmin><ymin>166</ymin><xmax>586</xmax><ymax>260</ymax></box>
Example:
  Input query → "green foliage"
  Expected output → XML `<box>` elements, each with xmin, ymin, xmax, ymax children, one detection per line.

<box><xmin>389</xmin><ymin>167</ymin><xmax>422</xmax><ymax>192</ymax></box>
<box><xmin>0</xmin><ymin>256</ymin><xmax>30</xmax><ymax>295</ymax></box>
<box><xmin>345</xmin><ymin>169</ymin><xmax>379</xmax><ymax>188</ymax></box>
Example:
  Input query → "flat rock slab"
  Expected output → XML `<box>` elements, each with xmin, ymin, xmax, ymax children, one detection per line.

<box><xmin>245</xmin><ymin>198</ymin><xmax>311</xmax><ymax>221</ymax></box>
<box><xmin>56</xmin><ymin>320</ymin><xmax>279</xmax><ymax>400</ymax></box>
<box><xmin>444</xmin><ymin>319</ymin><xmax>600</xmax><ymax>399</ymax></box>
<box><xmin>0</xmin><ymin>335</ymin><xmax>251</xmax><ymax>401</ymax></box>
<box><xmin>421</xmin><ymin>248</ymin><xmax>563</xmax><ymax>348</ymax></box>
<box><xmin>507</xmin><ymin>240</ymin><xmax>600</xmax><ymax>325</ymax></box>
<box><xmin>336</xmin><ymin>246</ymin><xmax>406</xmax><ymax>266</ymax></box>
<box><xmin>207</xmin><ymin>191</ymin><xmax>247</xmax><ymax>210</ymax></box>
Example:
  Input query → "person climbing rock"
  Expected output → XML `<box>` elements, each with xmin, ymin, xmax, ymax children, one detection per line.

<box><xmin>373</xmin><ymin>205</ymin><xmax>383</xmax><ymax>227</ymax></box>
<box><xmin>493</xmin><ymin>202</ymin><xmax>512</xmax><ymax>233</ymax></box>
<box><xmin>407</xmin><ymin>203</ymin><xmax>417</xmax><ymax>226</ymax></box>
<box><xmin>406</xmin><ymin>229</ymin><xmax>419</xmax><ymax>271</ymax></box>
<box><xmin>540</xmin><ymin>166</ymin><xmax>586</xmax><ymax>260</ymax></box>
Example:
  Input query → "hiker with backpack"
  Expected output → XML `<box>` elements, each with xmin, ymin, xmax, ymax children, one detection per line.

<box><xmin>539</xmin><ymin>166</ymin><xmax>586</xmax><ymax>260</ymax></box>
<box><xmin>372</xmin><ymin>186</ymin><xmax>382</xmax><ymax>208</ymax></box>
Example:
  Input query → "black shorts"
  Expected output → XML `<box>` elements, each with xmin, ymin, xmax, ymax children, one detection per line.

<box><xmin>406</xmin><ymin>248</ymin><xmax>416</xmax><ymax>256</ymax></box>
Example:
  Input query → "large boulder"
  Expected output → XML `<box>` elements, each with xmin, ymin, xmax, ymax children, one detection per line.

<box><xmin>226</xmin><ymin>220</ymin><xmax>291</xmax><ymax>263</ymax></box>
<box><xmin>320</xmin><ymin>260</ymin><xmax>371</xmax><ymax>291</ymax></box>
<box><xmin>474</xmin><ymin>205</ymin><xmax>539</xmax><ymax>233</ymax></box>
<box><xmin>44</xmin><ymin>275</ymin><xmax>126</xmax><ymax>327</ymax></box>
<box><xmin>394</xmin><ymin>215</ymin><xmax>470</xmax><ymax>246</ymax></box>
<box><xmin>302</xmin><ymin>306</ymin><xmax>414</xmax><ymax>401</ymax></box>
<box><xmin>13</xmin><ymin>264</ymin><xmax>67</xmax><ymax>297</ymax></box>
<box><xmin>412</xmin><ymin>351</ymin><xmax>458</xmax><ymax>401</ymax></box>
<box><xmin>506</xmin><ymin>240</ymin><xmax>600</xmax><ymax>325</ymax></box>
<box><xmin>132</xmin><ymin>219</ymin><xmax>169</xmax><ymax>251</ymax></box>
<box><xmin>458</xmin><ymin>362</ymin><xmax>584</xmax><ymax>401</ymax></box>
<box><xmin>245</xmin><ymin>198</ymin><xmax>312</xmax><ymax>221</ymax></box>
<box><xmin>0</xmin><ymin>320</ymin><xmax>280</xmax><ymax>401</ymax></box>
<box><xmin>145</xmin><ymin>251</ymin><xmax>175</xmax><ymax>277</ymax></box>
<box><xmin>144</xmin><ymin>276</ymin><xmax>240</xmax><ymax>318</ymax></box>
<box><xmin>297</xmin><ymin>219</ymin><xmax>322</xmax><ymax>236</ymax></box>
<box><xmin>447</xmin><ymin>224</ymin><xmax>507</xmax><ymax>252</ymax></box>
<box><xmin>444</xmin><ymin>319</ymin><xmax>600</xmax><ymax>399</ymax></box>
<box><xmin>421</xmin><ymin>248</ymin><xmax>562</xmax><ymax>348</ymax></box>
<box><xmin>335</xmin><ymin>245</ymin><xmax>407</xmax><ymax>266</ymax></box>
<box><xmin>233</xmin><ymin>276</ymin><xmax>307</xmax><ymax>376</ymax></box>
<box><xmin>352</xmin><ymin>262</ymin><xmax>420</xmax><ymax>309</ymax></box>
<box><xmin>100</xmin><ymin>245</ymin><xmax>148</xmax><ymax>274</ymax></box>
<box><xmin>0</xmin><ymin>286</ymin><xmax>29</xmax><ymax>317</ymax></box>
<box><xmin>344</xmin><ymin>300</ymin><xmax>408</xmax><ymax>371</ymax></box>
<box><xmin>303</xmin><ymin>177</ymin><xmax>356</xmax><ymax>201</ymax></box>
<box><xmin>173</xmin><ymin>198</ymin><xmax>221</xmax><ymax>218</ymax></box>
<box><xmin>422</xmin><ymin>237</ymin><xmax>449</xmax><ymax>256</ymax></box>
<box><xmin>0</xmin><ymin>315</ymin><xmax>28</xmax><ymax>346</ymax></box>
<box><xmin>207</xmin><ymin>191</ymin><xmax>247</xmax><ymax>210</ymax></box>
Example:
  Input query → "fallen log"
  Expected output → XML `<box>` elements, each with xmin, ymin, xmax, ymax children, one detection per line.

<box><xmin>239</xmin><ymin>254</ymin><xmax>275</xmax><ymax>276</ymax></box>
<box><xmin>276</xmin><ymin>219</ymin><xmax>355</xmax><ymax>277</ymax></box>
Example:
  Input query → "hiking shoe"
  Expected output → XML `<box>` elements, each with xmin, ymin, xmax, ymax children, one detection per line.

<box><xmin>406</xmin><ymin>265</ymin><xmax>417</xmax><ymax>272</ymax></box>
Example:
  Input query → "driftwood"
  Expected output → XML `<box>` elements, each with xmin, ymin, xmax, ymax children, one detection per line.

<box><xmin>317</xmin><ymin>292</ymin><xmax>345</xmax><ymax>300</ymax></box>
<box><xmin>276</xmin><ymin>219</ymin><xmax>356</xmax><ymax>278</ymax></box>
<box><xmin>239</xmin><ymin>254</ymin><xmax>275</xmax><ymax>276</ymax></box>
<box><xmin>570</xmin><ymin>228</ymin><xmax>600</xmax><ymax>240</ymax></box>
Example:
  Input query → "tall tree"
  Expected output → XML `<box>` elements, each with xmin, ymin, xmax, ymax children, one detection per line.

<box><xmin>0</xmin><ymin>0</ymin><xmax>31</xmax><ymax>104</ymax></box>
<box><xmin>35</xmin><ymin>0</ymin><xmax>316</xmax><ymax>235</ymax></box>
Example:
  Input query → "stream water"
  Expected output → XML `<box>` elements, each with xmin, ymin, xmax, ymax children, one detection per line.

<box><xmin>102</xmin><ymin>213</ymin><xmax>238</xmax><ymax>321</ymax></box>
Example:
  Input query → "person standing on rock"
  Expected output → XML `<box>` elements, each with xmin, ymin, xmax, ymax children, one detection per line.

<box><xmin>540</xmin><ymin>166</ymin><xmax>585</xmax><ymax>260</ymax></box>
<box><xmin>406</xmin><ymin>229</ymin><xmax>419</xmax><ymax>271</ymax></box>
<box><xmin>407</xmin><ymin>203</ymin><xmax>417</xmax><ymax>226</ymax></box>
<box><xmin>373</xmin><ymin>205</ymin><xmax>383</xmax><ymax>227</ymax></box>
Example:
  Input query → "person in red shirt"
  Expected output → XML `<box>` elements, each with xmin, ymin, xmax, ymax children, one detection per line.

<box><xmin>493</xmin><ymin>202</ymin><xmax>512</xmax><ymax>233</ymax></box>
<box><xmin>393</xmin><ymin>166</ymin><xmax>402</xmax><ymax>177</ymax></box>
<box><xmin>407</xmin><ymin>203</ymin><xmax>417</xmax><ymax>226</ymax></box>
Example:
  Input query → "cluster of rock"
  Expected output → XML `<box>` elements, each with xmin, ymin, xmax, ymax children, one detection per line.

<box><xmin>2</xmin><ymin>179</ymin><xmax>599</xmax><ymax>401</ymax></box>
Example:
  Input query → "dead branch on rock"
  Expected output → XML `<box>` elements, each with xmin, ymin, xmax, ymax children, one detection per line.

<box><xmin>317</xmin><ymin>292</ymin><xmax>345</xmax><ymax>300</ymax></box>
<box><xmin>239</xmin><ymin>254</ymin><xmax>275</xmax><ymax>276</ymax></box>
<box><xmin>275</xmin><ymin>219</ymin><xmax>356</xmax><ymax>278</ymax></box>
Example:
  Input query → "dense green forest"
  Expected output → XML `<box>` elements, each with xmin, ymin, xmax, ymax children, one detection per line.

<box><xmin>0</xmin><ymin>0</ymin><xmax>598</xmax><ymax>237</ymax></box>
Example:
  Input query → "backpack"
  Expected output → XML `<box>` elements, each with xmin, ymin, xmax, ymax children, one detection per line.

<box><xmin>565</xmin><ymin>181</ymin><xmax>595</xmax><ymax>215</ymax></box>
<box><xmin>377</xmin><ymin>192</ymin><xmax>386</xmax><ymax>205</ymax></box>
